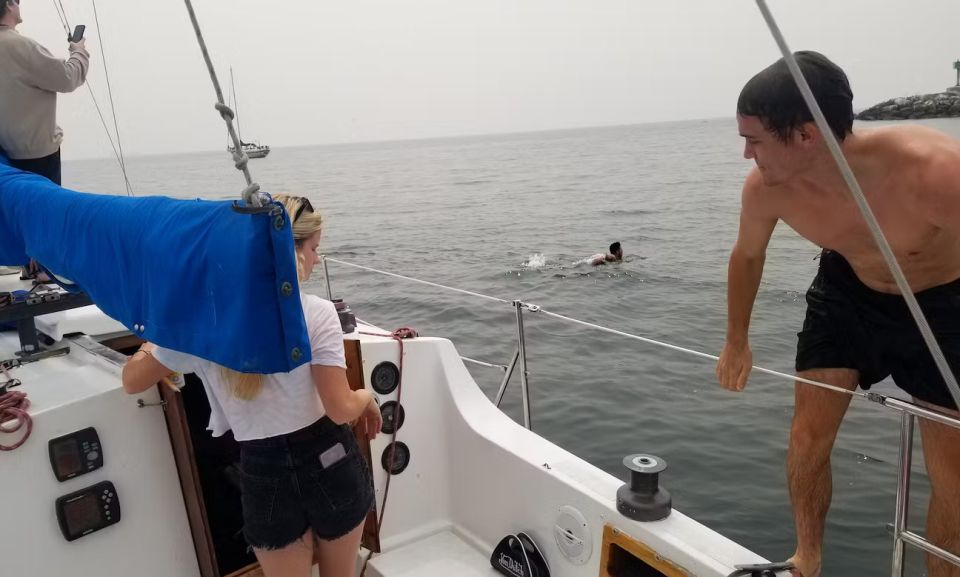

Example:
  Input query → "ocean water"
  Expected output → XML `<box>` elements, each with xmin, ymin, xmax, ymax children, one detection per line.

<box><xmin>66</xmin><ymin>116</ymin><xmax>960</xmax><ymax>576</ymax></box>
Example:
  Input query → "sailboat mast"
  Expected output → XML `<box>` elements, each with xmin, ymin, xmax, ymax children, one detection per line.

<box><xmin>231</xmin><ymin>67</ymin><xmax>242</xmax><ymax>144</ymax></box>
<box><xmin>226</xmin><ymin>68</ymin><xmax>233</xmax><ymax>148</ymax></box>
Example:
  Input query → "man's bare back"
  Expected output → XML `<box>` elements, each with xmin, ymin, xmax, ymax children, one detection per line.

<box><xmin>743</xmin><ymin>124</ymin><xmax>960</xmax><ymax>293</ymax></box>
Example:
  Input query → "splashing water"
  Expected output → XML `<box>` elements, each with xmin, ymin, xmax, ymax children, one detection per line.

<box><xmin>522</xmin><ymin>253</ymin><xmax>548</xmax><ymax>269</ymax></box>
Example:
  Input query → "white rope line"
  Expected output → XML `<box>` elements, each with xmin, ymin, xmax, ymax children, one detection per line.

<box><xmin>461</xmin><ymin>356</ymin><xmax>509</xmax><ymax>372</ymax></box>
<box><xmin>83</xmin><ymin>85</ymin><xmax>126</xmax><ymax>174</ymax></box>
<box><xmin>325</xmin><ymin>258</ymin><xmax>513</xmax><ymax>305</ymax></box>
<box><xmin>536</xmin><ymin>308</ymin><xmax>867</xmax><ymax>399</ymax></box>
<box><xmin>325</xmin><ymin>258</ymin><xmax>857</xmax><ymax>396</ymax></box>
<box><xmin>52</xmin><ymin>0</ymin><xmax>70</xmax><ymax>33</ymax></box>
<box><xmin>90</xmin><ymin>0</ymin><xmax>132</xmax><ymax>195</ymax></box>
<box><xmin>754</xmin><ymin>0</ymin><xmax>960</xmax><ymax>411</ymax></box>
<box><xmin>181</xmin><ymin>0</ymin><xmax>261</xmax><ymax>206</ymax></box>
<box><xmin>324</xmin><ymin>257</ymin><xmax>960</xmax><ymax>430</ymax></box>
<box><xmin>231</xmin><ymin>68</ymin><xmax>244</xmax><ymax>145</ymax></box>
<box><xmin>883</xmin><ymin>397</ymin><xmax>960</xmax><ymax>432</ymax></box>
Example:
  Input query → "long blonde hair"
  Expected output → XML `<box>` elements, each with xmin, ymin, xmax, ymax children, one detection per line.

<box><xmin>223</xmin><ymin>194</ymin><xmax>324</xmax><ymax>400</ymax></box>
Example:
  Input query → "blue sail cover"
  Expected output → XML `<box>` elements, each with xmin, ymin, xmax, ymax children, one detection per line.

<box><xmin>0</xmin><ymin>159</ymin><xmax>310</xmax><ymax>373</ymax></box>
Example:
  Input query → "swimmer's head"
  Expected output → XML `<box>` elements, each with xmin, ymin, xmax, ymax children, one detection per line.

<box><xmin>609</xmin><ymin>242</ymin><xmax>623</xmax><ymax>261</ymax></box>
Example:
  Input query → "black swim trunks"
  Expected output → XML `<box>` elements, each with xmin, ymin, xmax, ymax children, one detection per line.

<box><xmin>796</xmin><ymin>250</ymin><xmax>960</xmax><ymax>410</ymax></box>
<box><xmin>9</xmin><ymin>149</ymin><xmax>61</xmax><ymax>185</ymax></box>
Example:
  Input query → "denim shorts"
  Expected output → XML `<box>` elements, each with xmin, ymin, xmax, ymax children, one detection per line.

<box><xmin>238</xmin><ymin>416</ymin><xmax>375</xmax><ymax>549</ymax></box>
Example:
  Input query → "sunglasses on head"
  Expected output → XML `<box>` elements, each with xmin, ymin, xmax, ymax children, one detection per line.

<box><xmin>293</xmin><ymin>197</ymin><xmax>314</xmax><ymax>223</ymax></box>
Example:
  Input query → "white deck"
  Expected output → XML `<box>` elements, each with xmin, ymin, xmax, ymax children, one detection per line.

<box><xmin>0</xmin><ymin>274</ymin><xmax>767</xmax><ymax>576</ymax></box>
<box><xmin>354</xmin><ymin>332</ymin><xmax>767</xmax><ymax>576</ymax></box>
<box><xmin>367</xmin><ymin>530</ymin><xmax>499</xmax><ymax>577</ymax></box>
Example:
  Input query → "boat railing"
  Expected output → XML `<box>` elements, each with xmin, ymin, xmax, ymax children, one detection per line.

<box><xmin>320</xmin><ymin>255</ymin><xmax>960</xmax><ymax>577</ymax></box>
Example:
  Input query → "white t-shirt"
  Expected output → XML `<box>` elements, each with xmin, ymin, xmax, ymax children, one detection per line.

<box><xmin>152</xmin><ymin>293</ymin><xmax>346</xmax><ymax>442</ymax></box>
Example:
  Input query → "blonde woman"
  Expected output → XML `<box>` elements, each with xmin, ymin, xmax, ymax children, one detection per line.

<box><xmin>122</xmin><ymin>195</ymin><xmax>381</xmax><ymax>577</ymax></box>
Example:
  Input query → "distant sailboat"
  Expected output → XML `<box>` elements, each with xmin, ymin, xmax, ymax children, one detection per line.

<box><xmin>226</xmin><ymin>68</ymin><xmax>270</xmax><ymax>159</ymax></box>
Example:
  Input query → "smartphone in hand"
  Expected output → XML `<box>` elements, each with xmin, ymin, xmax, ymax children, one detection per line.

<box><xmin>69</xmin><ymin>25</ymin><xmax>85</xmax><ymax>43</ymax></box>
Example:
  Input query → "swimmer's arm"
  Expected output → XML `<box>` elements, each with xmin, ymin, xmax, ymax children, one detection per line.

<box><xmin>726</xmin><ymin>174</ymin><xmax>778</xmax><ymax>345</ymax></box>
<box><xmin>916</xmin><ymin>149</ymin><xmax>960</xmax><ymax>235</ymax></box>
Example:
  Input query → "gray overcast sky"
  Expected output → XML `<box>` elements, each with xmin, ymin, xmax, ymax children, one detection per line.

<box><xmin>19</xmin><ymin>0</ymin><xmax>960</xmax><ymax>160</ymax></box>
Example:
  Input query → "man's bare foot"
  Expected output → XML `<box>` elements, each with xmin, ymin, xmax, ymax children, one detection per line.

<box><xmin>788</xmin><ymin>555</ymin><xmax>821</xmax><ymax>577</ymax></box>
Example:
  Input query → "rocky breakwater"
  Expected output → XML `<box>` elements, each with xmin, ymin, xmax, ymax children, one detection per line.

<box><xmin>856</xmin><ymin>88</ymin><xmax>960</xmax><ymax>120</ymax></box>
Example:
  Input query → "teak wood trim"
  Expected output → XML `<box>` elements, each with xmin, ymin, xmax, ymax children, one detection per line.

<box><xmin>599</xmin><ymin>524</ymin><xmax>693</xmax><ymax>577</ymax></box>
<box><xmin>160</xmin><ymin>381</ymin><xmax>220</xmax><ymax>577</ymax></box>
<box><xmin>345</xmin><ymin>338</ymin><xmax>382</xmax><ymax>554</ymax></box>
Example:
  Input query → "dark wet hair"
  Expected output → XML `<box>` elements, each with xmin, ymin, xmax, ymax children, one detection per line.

<box><xmin>737</xmin><ymin>51</ymin><xmax>853</xmax><ymax>142</ymax></box>
<box><xmin>609</xmin><ymin>242</ymin><xmax>621</xmax><ymax>255</ymax></box>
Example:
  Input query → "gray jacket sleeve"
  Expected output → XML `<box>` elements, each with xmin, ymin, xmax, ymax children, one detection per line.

<box><xmin>18</xmin><ymin>37</ymin><xmax>90</xmax><ymax>93</ymax></box>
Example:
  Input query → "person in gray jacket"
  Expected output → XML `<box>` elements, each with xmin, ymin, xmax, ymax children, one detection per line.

<box><xmin>0</xmin><ymin>0</ymin><xmax>90</xmax><ymax>185</ymax></box>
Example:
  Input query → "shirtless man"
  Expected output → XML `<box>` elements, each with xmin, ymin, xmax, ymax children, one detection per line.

<box><xmin>590</xmin><ymin>242</ymin><xmax>623</xmax><ymax>266</ymax></box>
<box><xmin>715</xmin><ymin>51</ymin><xmax>960</xmax><ymax>577</ymax></box>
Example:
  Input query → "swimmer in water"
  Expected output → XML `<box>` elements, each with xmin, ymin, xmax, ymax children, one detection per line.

<box><xmin>590</xmin><ymin>242</ymin><xmax>623</xmax><ymax>266</ymax></box>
